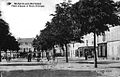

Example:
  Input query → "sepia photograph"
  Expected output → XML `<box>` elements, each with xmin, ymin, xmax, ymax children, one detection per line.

<box><xmin>0</xmin><ymin>0</ymin><xmax>120</xmax><ymax>77</ymax></box>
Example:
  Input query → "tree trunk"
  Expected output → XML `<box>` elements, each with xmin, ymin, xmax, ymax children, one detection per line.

<box><xmin>38</xmin><ymin>51</ymin><xmax>41</xmax><ymax>58</ymax></box>
<box><xmin>0</xmin><ymin>48</ymin><xmax>1</xmax><ymax>62</ymax></box>
<box><xmin>5</xmin><ymin>50</ymin><xmax>7</xmax><ymax>60</ymax></box>
<box><xmin>65</xmin><ymin>44</ymin><xmax>68</xmax><ymax>63</ymax></box>
<box><xmin>53</xmin><ymin>47</ymin><xmax>56</xmax><ymax>61</ymax></box>
<box><xmin>42</xmin><ymin>51</ymin><xmax>44</xmax><ymax>58</ymax></box>
<box><xmin>61</xmin><ymin>46</ymin><xmax>65</xmax><ymax>56</ymax></box>
<box><xmin>17</xmin><ymin>50</ymin><xmax>19</xmax><ymax>58</ymax></box>
<box><xmin>94</xmin><ymin>31</ymin><xmax>97</xmax><ymax>68</ymax></box>
<box><xmin>10</xmin><ymin>50</ymin><xmax>11</xmax><ymax>59</ymax></box>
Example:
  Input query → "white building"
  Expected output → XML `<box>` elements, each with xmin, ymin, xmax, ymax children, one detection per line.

<box><xmin>17</xmin><ymin>38</ymin><xmax>35</xmax><ymax>58</ymax></box>
<box><xmin>18</xmin><ymin>38</ymin><xmax>34</xmax><ymax>52</ymax></box>
<box><xmin>68</xmin><ymin>33</ymin><xmax>95</xmax><ymax>58</ymax></box>
<box><xmin>98</xmin><ymin>26</ymin><xmax>120</xmax><ymax>59</ymax></box>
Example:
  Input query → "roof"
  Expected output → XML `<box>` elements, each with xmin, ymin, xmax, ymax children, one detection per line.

<box><xmin>17</xmin><ymin>38</ymin><xmax>34</xmax><ymax>43</ymax></box>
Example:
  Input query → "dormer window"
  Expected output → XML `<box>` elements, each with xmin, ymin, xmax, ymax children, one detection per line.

<box><xmin>25</xmin><ymin>42</ymin><xmax>28</xmax><ymax>45</ymax></box>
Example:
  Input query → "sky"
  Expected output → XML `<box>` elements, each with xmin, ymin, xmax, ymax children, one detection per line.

<box><xmin>0</xmin><ymin>0</ymin><xmax>119</xmax><ymax>38</ymax></box>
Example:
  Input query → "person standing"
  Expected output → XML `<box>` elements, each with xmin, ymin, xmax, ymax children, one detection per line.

<box><xmin>85</xmin><ymin>50</ymin><xmax>88</xmax><ymax>60</ymax></box>
<box><xmin>28</xmin><ymin>49</ymin><xmax>32</xmax><ymax>62</ymax></box>
<box><xmin>46</xmin><ymin>51</ymin><xmax>50</xmax><ymax>61</ymax></box>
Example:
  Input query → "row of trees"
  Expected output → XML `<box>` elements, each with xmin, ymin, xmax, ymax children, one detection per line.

<box><xmin>33</xmin><ymin>0</ymin><xmax>120</xmax><ymax>68</ymax></box>
<box><xmin>0</xmin><ymin>11</ymin><xmax>20</xmax><ymax>62</ymax></box>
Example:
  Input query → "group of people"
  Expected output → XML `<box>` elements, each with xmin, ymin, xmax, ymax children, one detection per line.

<box><xmin>6</xmin><ymin>55</ymin><xmax>11</xmax><ymax>62</ymax></box>
<box><xmin>27</xmin><ymin>52</ymin><xmax>55</xmax><ymax>62</ymax></box>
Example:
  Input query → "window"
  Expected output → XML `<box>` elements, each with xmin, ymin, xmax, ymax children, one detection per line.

<box><xmin>26</xmin><ymin>48</ymin><xmax>28</xmax><ymax>51</ymax></box>
<box><xmin>102</xmin><ymin>34</ymin><xmax>106</xmax><ymax>41</ymax></box>
<box><xmin>86</xmin><ymin>40</ymin><xmax>88</xmax><ymax>46</ymax></box>
<box><xmin>100</xmin><ymin>46</ymin><xmax>103</xmax><ymax>56</ymax></box>
<box><xmin>29</xmin><ymin>48</ymin><xmax>31</xmax><ymax>51</ymax></box>
<box><xmin>102</xmin><ymin>46</ymin><xmax>105</xmax><ymax>56</ymax></box>
<box><xmin>25</xmin><ymin>42</ymin><xmax>28</xmax><ymax>45</ymax></box>
<box><xmin>92</xmin><ymin>41</ymin><xmax>94</xmax><ymax>45</ymax></box>
<box><xmin>24</xmin><ymin>48</ymin><xmax>26</xmax><ymax>52</ymax></box>
<box><xmin>20</xmin><ymin>48</ymin><xmax>22</xmax><ymax>51</ymax></box>
<box><xmin>20</xmin><ymin>43</ymin><xmax>23</xmax><ymax>45</ymax></box>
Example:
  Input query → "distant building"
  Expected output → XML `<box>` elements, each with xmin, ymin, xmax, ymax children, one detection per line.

<box><xmin>17</xmin><ymin>38</ymin><xmax>35</xmax><ymax>58</ymax></box>
<box><xmin>67</xmin><ymin>42</ymin><xmax>83</xmax><ymax>58</ymax></box>
<box><xmin>75</xmin><ymin>33</ymin><xmax>95</xmax><ymax>58</ymax></box>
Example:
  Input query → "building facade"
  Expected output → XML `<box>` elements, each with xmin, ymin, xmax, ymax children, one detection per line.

<box><xmin>67</xmin><ymin>33</ymin><xmax>95</xmax><ymax>58</ymax></box>
<box><xmin>75</xmin><ymin>33</ymin><xmax>95</xmax><ymax>58</ymax></box>
<box><xmin>98</xmin><ymin>26</ymin><xmax>120</xmax><ymax>59</ymax></box>
<box><xmin>70</xmin><ymin>26</ymin><xmax>120</xmax><ymax>59</ymax></box>
<box><xmin>17</xmin><ymin>38</ymin><xmax>35</xmax><ymax>58</ymax></box>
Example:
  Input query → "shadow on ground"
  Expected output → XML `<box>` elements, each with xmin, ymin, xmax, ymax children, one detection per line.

<box><xmin>76</xmin><ymin>61</ymin><xmax>120</xmax><ymax>64</ymax></box>
<box><xmin>0</xmin><ymin>70</ymin><xmax>102</xmax><ymax>77</ymax></box>
<box><xmin>0</xmin><ymin>63</ymin><xmax>47</xmax><ymax>66</ymax></box>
